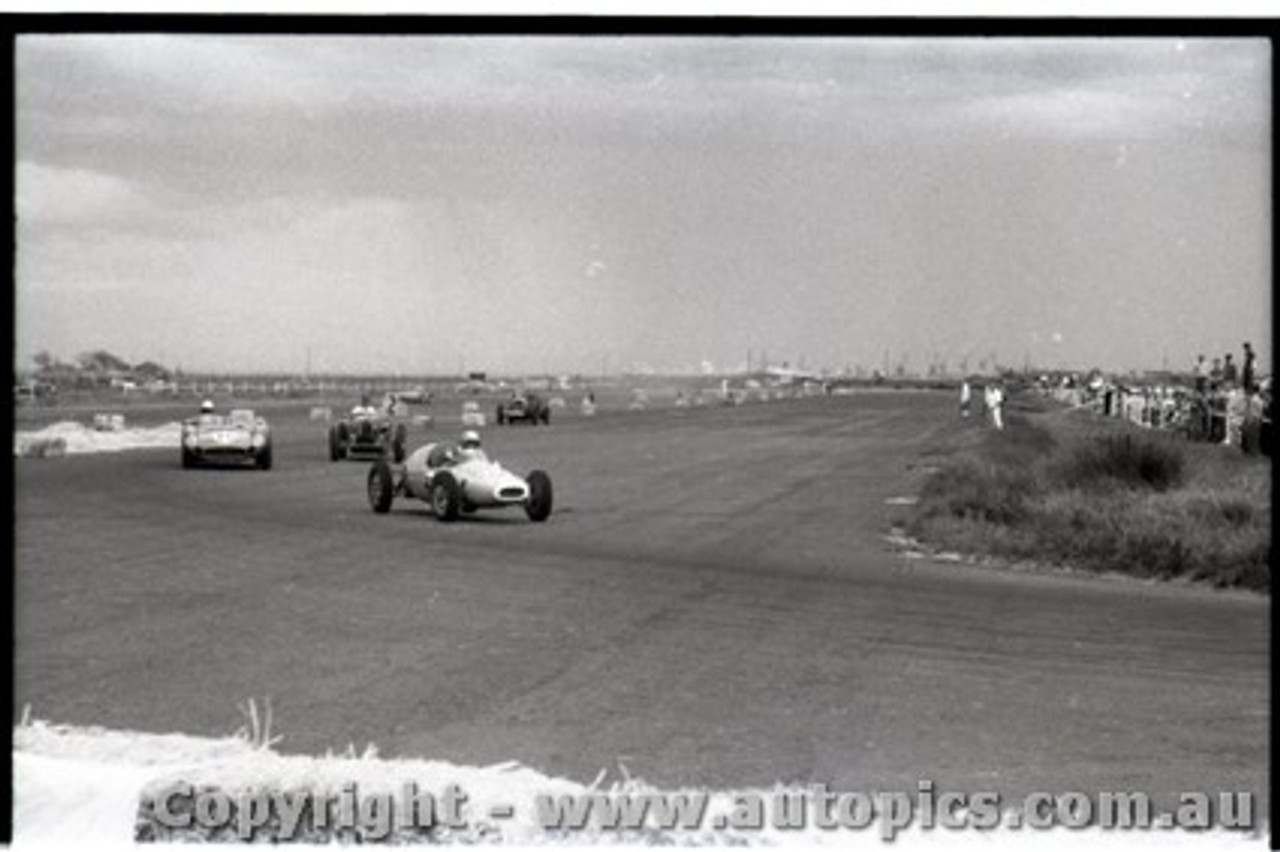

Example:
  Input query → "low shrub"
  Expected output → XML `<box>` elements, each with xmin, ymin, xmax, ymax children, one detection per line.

<box><xmin>918</xmin><ymin>460</ymin><xmax>1036</xmax><ymax>525</ymax></box>
<box><xmin>908</xmin><ymin>409</ymin><xmax>1267</xmax><ymax>592</ymax></box>
<box><xmin>1053</xmin><ymin>432</ymin><xmax>1185</xmax><ymax>492</ymax></box>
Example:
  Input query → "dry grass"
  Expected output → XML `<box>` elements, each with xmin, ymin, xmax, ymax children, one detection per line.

<box><xmin>908</xmin><ymin>403</ymin><xmax>1271</xmax><ymax>592</ymax></box>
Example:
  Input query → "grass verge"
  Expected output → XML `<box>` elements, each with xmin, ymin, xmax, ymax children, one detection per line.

<box><xmin>906</xmin><ymin>399</ymin><xmax>1271</xmax><ymax>592</ymax></box>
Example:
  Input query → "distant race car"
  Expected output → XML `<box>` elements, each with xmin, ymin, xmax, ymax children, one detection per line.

<box><xmin>496</xmin><ymin>393</ymin><xmax>550</xmax><ymax>425</ymax></box>
<box><xmin>182</xmin><ymin>409</ymin><xmax>272</xmax><ymax>469</ymax></box>
<box><xmin>390</xmin><ymin>387</ymin><xmax>432</xmax><ymax>405</ymax></box>
<box><xmin>330</xmin><ymin>409</ymin><xmax>408</xmax><ymax>462</ymax></box>
<box><xmin>366</xmin><ymin>441</ymin><xmax>553</xmax><ymax>523</ymax></box>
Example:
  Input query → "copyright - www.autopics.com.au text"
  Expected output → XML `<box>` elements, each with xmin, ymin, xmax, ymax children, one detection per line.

<box><xmin>135</xmin><ymin>780</ymin><xmax>1258</xmax><ymax>842</ymax></box>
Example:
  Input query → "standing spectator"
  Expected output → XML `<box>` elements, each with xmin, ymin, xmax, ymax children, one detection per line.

<box><xmin>1209</xmin><ymin>357</ymin><xmax>1224</xmax><ymax>390</ymax></box>
<box><xmin>1241</xmin><ymin>384</ymin><xmax>1265</xmax><ymax>455</ymax></box>
<box><xmin>1242</xmin><ymin>342</ymin><xmax>1256</xmax><ymax>392</ymax></box>
<box><xmin>984</xmin><ymin>382</ymin><xmax>1005</xmax><ymax>431</ymax></box>
<box><xmin>1261</xmin><ymin>378</ymin><xmax>1273</xmax><ymax>456</ymax></box>
<box><xmin>1187</xmin><ymin>392</ymin><xmax>1209</xmax><ymax>441</ymax></box>
<box><xmin>1192</xmin><ymin>354</ymin><xmax>1208</xmax><ymax>394</ymax></box>
<box><xmin>1224</xmin><ymin>386</ymin><xmax>1247</xmax><ymax>447</ymax></box>
<box><xmin>1222</xmin><ymin>353</ymin><xmax>1238</xmax><ymax>387</ymax></box>
<box><xmin>959</xmin><ymin>380</ymin><xmax>972</xmax><ymax>418</ymax></box>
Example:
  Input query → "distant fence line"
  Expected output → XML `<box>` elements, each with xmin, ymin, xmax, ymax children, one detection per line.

<box><xmin>18</xmin><ymin>378</ymin><xmax>457</xmax><ymax>400</ymax></box>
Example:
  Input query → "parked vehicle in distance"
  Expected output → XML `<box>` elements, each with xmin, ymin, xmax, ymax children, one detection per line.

<box><xmin>390</xmin><ymin>387</ymin><xmax>432</xmax><ymax>405</ymax></box>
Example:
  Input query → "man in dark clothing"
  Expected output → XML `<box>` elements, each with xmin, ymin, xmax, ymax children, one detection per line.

<box><xmin>1222</xmin><ymin>354</ymin><xmax>1239</xmax><ymax>386</ymax></box>
<box><xmin>1242</xmin><ymin>342</ymin><xmax>1256</xmax><ymax>392</ymax></box>
<box><xmin>1209</xmin><ymin>357</ymin><xmax>1223</xmax><ymax>387</ymax></box>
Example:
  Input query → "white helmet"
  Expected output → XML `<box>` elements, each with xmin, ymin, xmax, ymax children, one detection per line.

<box><xmin>200</xmin><ymin>399</ymin><xmax>214</xmax><ymax>413</ymax></box>
<box><xmin>460</xmin><ymin>430</ymin><xmax>481</xmax><ymax>449</ymax></box>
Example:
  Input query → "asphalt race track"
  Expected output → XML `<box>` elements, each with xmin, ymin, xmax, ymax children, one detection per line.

<box><xmin>14</xmin><ymin>392</ymin><xmax>1268</xmax><ymax>810</ymax></box>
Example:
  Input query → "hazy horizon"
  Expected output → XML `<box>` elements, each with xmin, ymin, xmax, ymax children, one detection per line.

<box><xmin>15</xmin><ymin>35</ymin><xmax>1272</xmax><ymax>376</ymax></box>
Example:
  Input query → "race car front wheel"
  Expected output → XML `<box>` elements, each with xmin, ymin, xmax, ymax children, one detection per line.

<box><xmin>431</xmin><ymin>471</ymin><xmax>461</xmax><ymax>522</ymax></box>
<box><xmin>368</xmin><ymin>460</ymin><xmax>395</xmax><ymax>514</ymax></box>
<box><xmin>525</xmin><ymin>470</ymin><xmax>553</xmax><ymax>522</ymax></box>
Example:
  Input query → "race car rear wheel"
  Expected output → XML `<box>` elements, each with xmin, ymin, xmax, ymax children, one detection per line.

<box><xmin>393</xmin><ymin>423</ymin><xmax>407</xmax><ymax>463</ymax></box>
<box><xmin>257</xmin><ymin>441</ymin><xmax>273</xmax><ymax>471</ymax></box>
<box><xmin>181</xmin><ymin>447</ymin><xmax>195</xmax><ymax>469</ymax></box>
<box><xmin>329</xmin><ymin>424</ymin><xmax>344</xmax><ymax>461</ymax></box>
<box><xmin>431</xmin><ymin>471</ymin><xmax>461</xmax><ymax>522</ymax></box>
<box><xmin>525</xmin><ymin>470</ymin><xmax>553</xmax><ymax>522</ymax></box>
<box><xmin>539</xmin><ymin>408</ymin><xmax>550</xmax><ymax>425</ymax></box>
<box><xmin>368</xmin><ymin>460</ymin><xmax>395</xmax><ymax>514</ymax></box>
<box><xmin>496</xmin><ymin>407</ymin><xmax>506</xmax><ymax>425</ymax></box>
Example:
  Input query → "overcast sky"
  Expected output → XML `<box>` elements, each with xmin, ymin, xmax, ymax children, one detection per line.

<box><xmin>15</xmin><ymin>36</ymin><xmax>1271</xmax><ymax>375</ymax></box>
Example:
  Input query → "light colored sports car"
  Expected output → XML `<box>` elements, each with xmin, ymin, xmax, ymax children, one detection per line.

<box><xmin>181</xmin><ymin>409</ymin><xmax>272</xmax><ymax>469</ymax></box>
<box><xmin>366</xmin><ymin>441</ymin><xmax>552</xmax><ymax>522</ymax></box>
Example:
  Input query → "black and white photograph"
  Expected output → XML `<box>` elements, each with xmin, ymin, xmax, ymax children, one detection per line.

<box><xmin>9</xmin><ymin>18</ymin><xmax>1273</xmax><ymax>848</ymax></box>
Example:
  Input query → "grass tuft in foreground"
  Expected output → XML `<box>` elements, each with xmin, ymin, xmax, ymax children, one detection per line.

<box><xmin>908</xmin><ymin>408</ymin><xmax>1270</xmax><ymax>592</ymax></box>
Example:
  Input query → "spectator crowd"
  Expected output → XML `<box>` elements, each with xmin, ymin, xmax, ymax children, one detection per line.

<box><xmin>1037</xmin><ymin>342</ymin><xmax>1270</xmax><ymax>456</ymax></box>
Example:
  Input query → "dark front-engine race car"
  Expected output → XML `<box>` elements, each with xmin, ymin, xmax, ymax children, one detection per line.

<box><xmin>496</xmin><ymin>392</ymin><xmax>550</xmax><ymax>425</ymax></box>
<box><xmin>330</xmin><ymin>408</ymin><xmax>408</xmax><ymax>462</ymax></box>
<box><xmin>366</xmin><ymin>440</ymin><xmax>553</xmax><ymax>523</ymax></box>
<box><xmin>182</xmin><ymin>409</ymin><xmax>273</xmax><ymax>469</ymax></box>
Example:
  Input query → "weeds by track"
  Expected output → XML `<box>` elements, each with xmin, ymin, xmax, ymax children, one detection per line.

<box><xmin>905</xmin><ymin>397</ymin><xmax>1271</xmax><ymax>592</ymax></box>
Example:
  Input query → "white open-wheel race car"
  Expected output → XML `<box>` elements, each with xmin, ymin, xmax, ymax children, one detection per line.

<box><xmin>367</xmin><ymin>440</ymin><xmax>553</xmax><ymax>523</ymax></box>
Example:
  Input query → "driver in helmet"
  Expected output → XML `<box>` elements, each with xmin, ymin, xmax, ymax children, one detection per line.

<box><xmin>351</xmin><ymin>394</ymin><xmax>377</xmax><ymax>418</ymax></box>
<box><xmin>455</xmin><ymin>429</ymin><xmax>483</xmax><ymax>461</ymax></box>
<box><xmin>199</xmin><ymin>399</ymin><xmax>217</xmax><ymax>423</ymax></box>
